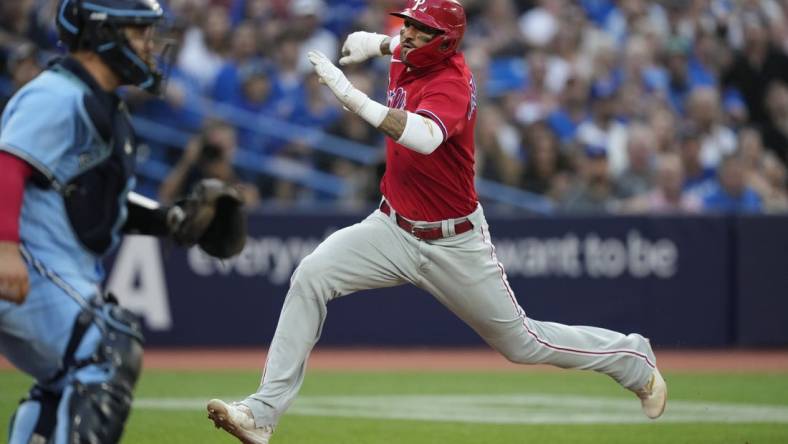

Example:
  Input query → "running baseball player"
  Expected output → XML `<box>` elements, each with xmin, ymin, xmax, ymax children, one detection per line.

<box><xmin>207</xmin><ymin>1</ymin><xmax>667</xmax><ymax>442</ymax></box>
<box><xmin>0</xmin><ymin>1</ymin><xmax>245</xmax><ymax>442</ymax></box>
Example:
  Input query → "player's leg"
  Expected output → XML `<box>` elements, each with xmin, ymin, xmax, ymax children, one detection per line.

<box><xmin>1</xmin><ymin>272</ymin><xmax>143</xmax><ymax>444</ymax></box>
<box><xmin>214</xmin><ymin>210</ymin><xmax>420</xmax><ymax>432</ymax></box>
<box><xmin>53</xmin><ymin>298</ymin><xmax>143</xmax><ymax>444</ymax></box>
<box><xmin>1</xmin><ymin>271</ymin><xmax>85</xmax><ymax>444</ymax></box>
<box><xmin>8</xmin><ymin>334</ymin><xmax>142</xmax><ymax>444</ymax></box>
<box><xmin>6</xmin><ymin>385</ymin><xmax>60</xmax><ymax>444</ymax></box>
<box><xmin>418</xmin><ymin>206</ymin><xmax>659</xmax><ymax>395</ymax></box>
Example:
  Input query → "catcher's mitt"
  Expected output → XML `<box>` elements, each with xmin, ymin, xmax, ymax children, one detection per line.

<box><xmin>169</xmin><ymin>179</ymin><xmax>246</xmax><ymax>259</ymax></box>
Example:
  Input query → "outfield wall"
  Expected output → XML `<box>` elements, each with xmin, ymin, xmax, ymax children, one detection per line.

<box><xmin>106</xmin><ymin>211</ymin><xmax>788</xmax><ymax>347</ymax></box>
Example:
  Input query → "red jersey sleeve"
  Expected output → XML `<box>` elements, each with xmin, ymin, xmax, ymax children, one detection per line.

<box><xmin>0</xmin><ymin>151</ymin><xmax>32</xmax><ymax>242</ymax></box>
<box><xmin>413</xmin><ymin>76</ymin><xmax>471</xmax><ymax>141</ymax></box>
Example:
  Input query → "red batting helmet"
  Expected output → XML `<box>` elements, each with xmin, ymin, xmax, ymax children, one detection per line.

<box><xmin>390</xmin><ymin>0</ymin><xmax>466</xmax><ymax>68</ymax></box>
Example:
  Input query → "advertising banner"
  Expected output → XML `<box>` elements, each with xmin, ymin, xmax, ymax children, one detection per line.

<box><xmin>735</xmin><ymin>215</ymin><xmax>788</xmax><ymax>346</ymax></box>
<box><xmin>107</xmin><ymin>211</ymin><xmax>744</xmax><ymax>347</ymax></box>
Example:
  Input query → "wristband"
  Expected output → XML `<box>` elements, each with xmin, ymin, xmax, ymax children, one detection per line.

<box><xmin>351</xmin><ymin>92</ymin><xmax>389</xmax><ymax>128</ymax></box>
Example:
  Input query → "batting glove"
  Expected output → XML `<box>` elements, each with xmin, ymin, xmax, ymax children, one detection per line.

<box><xmin>339</xmin><ymin>31</ymin><xmax>387</xmax><ymax>66</ymax></box>
<box><xmin>309</xmin><ymin>50</ymin><xmax>365</xmax><ymax>112</ymax></box>
<box><xmin>309</xmin><ymin>50</ymin><xmax>389</xmax><ymax>127</ymax></box>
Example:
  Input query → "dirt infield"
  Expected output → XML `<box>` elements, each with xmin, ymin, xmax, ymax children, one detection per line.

<box><xmin>5</xmin><ymin>348</ymin><xmax>785</xmax><ymax>372</ymax></box>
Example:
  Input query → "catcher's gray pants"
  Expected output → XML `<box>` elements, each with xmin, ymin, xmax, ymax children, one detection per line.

<box><xmin>243</xmin><ymin>204</ymin><xmax>656</xmax><ymax>427</ymax></box>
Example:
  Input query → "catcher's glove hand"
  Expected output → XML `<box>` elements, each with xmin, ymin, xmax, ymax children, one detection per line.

<box><xmin>169</xmin><ymin>179</ymin><xmax>247</xmax><ymax>259</ymax></box>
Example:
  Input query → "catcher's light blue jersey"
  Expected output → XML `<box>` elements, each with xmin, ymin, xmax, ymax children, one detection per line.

<box><xmin>0</xmin><ymin>65</ymin><xmax>135</xmax><ymax>293</ymax></box>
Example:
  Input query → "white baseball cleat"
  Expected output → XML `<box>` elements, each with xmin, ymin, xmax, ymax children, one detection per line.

<box><xmin>207</xmin><ymin>399</ymin><xmax>274</xmax><ymax>444</ymax></box>
<box><xmin>633</xmin><ymin>368</ymin><xmax>668</xmax><ymax>419</ymax></box>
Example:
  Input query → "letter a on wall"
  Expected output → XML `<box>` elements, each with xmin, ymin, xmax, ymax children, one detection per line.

<box><xmin>107</xmin><ymin>236</ymin><xmax>173</xmax><ymax>330</ymax></box>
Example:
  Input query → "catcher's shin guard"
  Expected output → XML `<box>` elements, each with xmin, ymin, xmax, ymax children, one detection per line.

<box><xmin>8</xmin><ymin>386</ymin><xmax>60</xmax><ymax>444</ymax></box>
<box><xmin>65</xmin><ymin>302</ymin><xmax>144</xmax><ymax>444</ymax></box>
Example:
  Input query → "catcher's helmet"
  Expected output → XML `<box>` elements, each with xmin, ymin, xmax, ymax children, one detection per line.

<box><xmin>390</xmin><ymin>0</ymin><xmax>466</xmax><ymax>68</ymax></box>
<box><xmin>56</xmin><ymin>0</ymin><xmax>165</xmax><ymax>93</ymax></box>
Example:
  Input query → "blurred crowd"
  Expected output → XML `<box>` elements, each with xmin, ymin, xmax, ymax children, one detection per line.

<box><xmin>2</xmin><ymin>0</ymin><xmax>788</xmax><ymax>214</ymax></box>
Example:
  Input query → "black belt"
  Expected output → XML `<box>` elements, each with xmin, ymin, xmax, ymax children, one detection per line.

<box><xmin>380</xmin><ymin>201</ymin><xmax>474</xmax><ymax>240</ymax></box>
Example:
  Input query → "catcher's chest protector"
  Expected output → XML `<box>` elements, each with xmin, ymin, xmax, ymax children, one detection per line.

<box><xmin>49</xmin><ymin>58</ymin><xmax>138</xmax><ymax>255</ymax></box>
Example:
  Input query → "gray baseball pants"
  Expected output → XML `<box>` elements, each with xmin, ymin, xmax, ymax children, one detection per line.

<box><xmin>242</xmin><ymin>203</ymin><xmax>656</xmax><ymax>427</ymax></box>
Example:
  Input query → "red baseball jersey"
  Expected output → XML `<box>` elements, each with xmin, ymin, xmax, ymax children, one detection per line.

<box><xmin>380</xmin><ymin>45</ymin><xmax>478</xmax><ymax>222</ymax></box>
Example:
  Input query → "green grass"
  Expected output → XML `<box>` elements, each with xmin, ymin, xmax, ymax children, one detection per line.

<box><xmin>2</xmin><ymin>369</ymin><xmax>788</xmax><ymax>443</ymax></box>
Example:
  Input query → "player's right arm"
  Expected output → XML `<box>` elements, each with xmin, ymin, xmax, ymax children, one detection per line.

<box><xmin>0</xmin><ymin>79</ymin><xmax>81</xmax><ymax>304</ymax></box>
<box><xmin>309</xmin><ymin>51</ymin><xmax>444</xmax><ymax>154</ymax></box>
<box><xmin>0</xmin><ymin>152</ymin><xmax>32</xmax><ymax>304</ymax></box>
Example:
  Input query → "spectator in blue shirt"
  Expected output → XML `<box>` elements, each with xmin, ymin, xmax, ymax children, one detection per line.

<box><xmin>679</xmin><ymin>124</ymin><xmax>717</xmax><ymax>198</ymax></box>
<box><xmin>703</xmin><ymin>153</ymin><xmax>763</xmax><ymax>213</ymax></box>
<box><xmin>289</xmin><ymin>73</ymin><xmax>340</xmax><ymax>129</ymax></box>
<box><xmin>212</xmin><ymin>21</ymin><xmax>265</xmax><ymax>104</ymax></box>
<box><xmin>580</xmin><ymin>0</ymin><xmax>616</xmax><ymax>26</ymax></box>
<box><xmin>664</xmin><ymin>36</ymin><xmax>715</xmax><ymax>116</ymax></box>
<box><xmin>547</xmin><ymin>74</ymin><xmax>590</xmax><ymax>145</ymax></box>
<box><xmin>0</xmin><ymin>43</ymin><xmax>41</xmax><ymax>113</ymax></box>
<box><xmin>230</xmin><ymin>60</ymin><xmax>285</xmax><ymax>154</ymax></box>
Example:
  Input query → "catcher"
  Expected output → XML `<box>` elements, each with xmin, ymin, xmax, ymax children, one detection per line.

<box><xmin>0</xmin><ymin>0</ymin><xmax>246</xmax><ymax>442</ymax></box>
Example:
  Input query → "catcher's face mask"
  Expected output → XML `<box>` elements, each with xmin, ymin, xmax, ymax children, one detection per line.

<box><xmin>118</xmin><ymin>20</ymin><xmax>177</xmax><ymax>95</ymax></box>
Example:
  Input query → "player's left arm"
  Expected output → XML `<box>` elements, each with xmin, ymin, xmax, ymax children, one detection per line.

<box><xmin>377</xmin><ymin>109</ymin><xmax>443</xmax><ymax>154</ymax></box>
<box><xmin>380</xmin><ymin>74</ymin><xmax>472</xmax><ymax>152</ymax></box>
<box><xmin>123</xmin><ymin>179</ymin><xmax>247</xmax><ymax>259</ymax></box>
<box><xmin>123</xmin><ymin>192</ymin><xmax>180</xmax><ymax>237</ymax></box>
<box><xmin>308</xmin><ymin>50</ymin><xmax>447</xmax><ymax>155</ymax></box>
